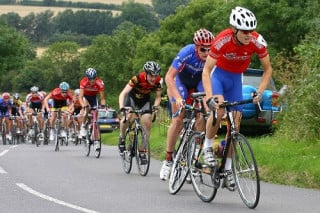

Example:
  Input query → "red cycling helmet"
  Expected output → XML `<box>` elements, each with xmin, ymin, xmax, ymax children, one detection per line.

<box><xmin>193</xmin><ymin>28</ymin><xmax>214</xmax><ymax>46</ymax></box>
<box><xmin>2</xmin><ymin>92</ymin><xmax>10</xmax><ymax>99</ymax></box>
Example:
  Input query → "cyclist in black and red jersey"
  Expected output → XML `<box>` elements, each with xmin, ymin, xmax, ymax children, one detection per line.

<box><xmin>67</xmin><ymin>89</ymin><xmax>83</xmax><ymax>139</ymax></box>
<box><xmin>118</xmin><ymin>61</ymin><xmax>162</xmax><ymax>159</ymax></box>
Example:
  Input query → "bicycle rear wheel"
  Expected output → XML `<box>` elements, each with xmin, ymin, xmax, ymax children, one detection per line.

<box><xmin>232</xmin><ymin>133</ymin><xmax>260</xmax><ymax>209</ymax></box>
<box><xmin>135</xmin><ymin>126</ymin><xmax>150</xmax><ymax>176</ymax></box>
<box><xmin>187</xmin><ymin>132</ymin><xmax>217</xmax><ymax>202</ymax></box>
<box><xmin>121</xmin><ymin>130</ymin><xmax>133</xmax><ymax>174</ymax></box>
<box><xmin>168</xmin><ymin>135</ymin><xmax>190</xmax><ymax>194</ymax></box>
<box><xmin>94</xmin><ymin>126</ymin><xmax>101</xmax><ymax>158</ymax></box>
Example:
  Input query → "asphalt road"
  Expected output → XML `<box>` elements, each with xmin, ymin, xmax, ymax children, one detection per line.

<box><xmin>0</xmin><ymin>143</ymin><xmax>319</xmax><ymax>213</ymax></box>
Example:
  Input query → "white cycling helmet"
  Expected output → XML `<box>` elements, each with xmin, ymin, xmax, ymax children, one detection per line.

<box><xmin>229</xmin><ymin>6</ymin><xmax>257</xmax><ymax>30</ymax></box>
<box><xmin>74</xmin><ymin>89</ymin><xmax>80</xmax><ymax>95</ymax></box>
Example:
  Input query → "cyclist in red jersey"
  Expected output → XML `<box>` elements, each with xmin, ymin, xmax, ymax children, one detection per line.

<box><xmin>67</xmin><ymin>89</ymin><xmax>83</xmax><ymax>139</ymax></box>
<box><xmin>160</xmin><ymin>28</ymin><xmax>214</xmax><ymax>181</ymax></box>
<box><xmin>25</xmin><ymin>86</ymin><xmax>45</xmax><ymax>139</ymax></box>
<box><xmin>202</xmin><ymin>6</ymin><xmax>273</xmax><ymax>189</ymax></box>
<box><xmin>118</xmin><ymin>61</ymin><xmax>162</xmax><ymax>160</ymax></box>
<box><xmin>79</xmin><ymin>68</ymin><xmax>106</xmax><ymax>137</ymax></box>
<box><xmin>44</xmin><ymin>82</ymin><xmax>73</xmax><ymax>141</ymax></box>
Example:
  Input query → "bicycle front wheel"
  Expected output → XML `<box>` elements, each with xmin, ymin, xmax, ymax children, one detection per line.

<box><xmin>187</xmin><ymin>132</ymin><xmax>217</xmax><ymax>202</ymax></box>
<box><xmin>121</xmin><ymin>130</ymin><xmax>133</xmax><ymax>174</ymax></box>
<box><xmin>168</xmin><ymin>135</ymin><xmax>189</xmax><ymax>194</ymax></box>
<box><xmin>83</xmin><ymin>134</ymin><xmax>91</xmax><ymax>156</ymax></box>
<box><xmin>232</xmin><ymin>133</ymin><xmax>260</xmax><ymax>209</ymax></box>
<box><xmin>135</xmin><ymin>126</ymin><xmax>150</xmax><ymax>176</ymax></box>
<box><xmin>54</xmin><ymin>132</ymin><xmax>59</xmax><ymax>152</ymax></box>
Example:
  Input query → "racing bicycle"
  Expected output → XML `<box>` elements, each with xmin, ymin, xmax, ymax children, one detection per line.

<box><xmin>187</xmin><ymin>97</ymin><xmax>260</xmax><ymax>209</ymax></box>
<box><xmin>168</xmin><ymin>92</ymin><xmax>207</xmax><ymax>194</ymax></box>
<box><xmin>120</xmin><ymin>107</ymin><xmax>157</xmax><ymax>176</ymax></box>
<box><xmin>82</xmin><ymin>106</ymin><xmax>102</xmax><ymax>158</ymax></box>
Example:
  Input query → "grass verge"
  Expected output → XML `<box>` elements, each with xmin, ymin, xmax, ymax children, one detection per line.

<box><xmin>102</xmin><ymin>123</ymin><xmax>320</xmax><ymax>190</ymax></box>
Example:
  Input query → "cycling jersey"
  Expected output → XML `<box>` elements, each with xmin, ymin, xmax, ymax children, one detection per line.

<box><xmin>0</xmin><ymin>98</ymin><xmax>12</xmax><ymax>116</ymax></box>
<box><xmin>128</xmin><ymin>71</ymin><xmax>162</xmax><ymax>102</ymax></box>
<box><xmin>124</xmin><ymin>71</ymin><xmax>162</xmax><ymax>112</ymax></box>
<box><xmin>209</xmin><ymin>28</ymin><xmax>268</xmax><ymax>73</ymax></box>
<box><xmin>79</xmin><ymin>77</ymin><xmax>104</xmax><ymax>96</ymax></box>
<box><xmin>172</xmin><ymin>44</ymin><xmax>206</xmax><ymax>89</ymax></box>
<box><xmin>11</xmin><ymin>99</ymin><xmax>23</xmax><ymax>116</ymax></box>
<box><xmin>48</xmin><ymin>88</ymin><xmax>73</xmax><ymax>109</ymax></box>
<box><xmin>26</xmin><ymin>92</ymin><xmax>44</xmax><ymax>104</ymax></box>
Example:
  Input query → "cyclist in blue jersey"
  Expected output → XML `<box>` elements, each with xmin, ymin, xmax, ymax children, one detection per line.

<box><xmin>0</xmin><ymin>92</ymin><xmax>13</xmax><ymax>141</ymax></box>
<box><xmin>160</xmin><ymin>28</ymin><xmax>214</xmax><ymax>181</ymax></box>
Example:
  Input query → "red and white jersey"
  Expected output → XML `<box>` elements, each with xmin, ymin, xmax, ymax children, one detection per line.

<box><xmin>209</xmin><ymin>28</ymin><xmax>269</xmax><ymax>73</ymax></box>
<box><xmin>79</xmin><ymin>77</ymin><xmax>104</xmax><ymax>96</ymax></box>
<box><xmin>49</xmin><ymin>87</ymin><xmax>73</xmax><ymax>102</ymax></box>
<box><xmin>26</xmin><ymin>92</ymin><xmax>44</xmax><ymax>103</ymax></box>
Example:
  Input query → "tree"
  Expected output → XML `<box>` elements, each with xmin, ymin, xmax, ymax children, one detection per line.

<box><xmin>152</xmin><ymin>0</ymin><xmax>191</xmax><ymax>19</ymax></box>
<box><xmin>120</xmin><ymin>0</ymin><xmax>159</xmax><ymax>32</ymax></box>
<box><xmin>0</xmin><ymin>23</ymin><xmax>33</xmax><ymax>91</ymax></box>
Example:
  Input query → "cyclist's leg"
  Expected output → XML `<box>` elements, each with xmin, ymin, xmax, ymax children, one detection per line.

<box><xmin>118</xmin><ymin>96</ymin><xmax>134</xmax><ymax>153</ymax></box>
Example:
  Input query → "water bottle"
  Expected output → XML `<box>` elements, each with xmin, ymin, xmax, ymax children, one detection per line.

<box><xmin>216</xmin><ymin>139</ymin><xmax>226</xmax><ymax>158</ymax></box>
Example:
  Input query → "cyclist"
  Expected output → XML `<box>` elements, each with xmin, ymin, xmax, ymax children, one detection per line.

<box><xmin>79</xmin><ymin>68</ymin><xmax>106</xmax><ymax>145</ymax></box>
<box><xmin>118</xmin><ymin>61</ymin><xmax>162</xmax><ymax>162</ymax></box>
<box><xmin>25</xmin><ymin>86</ymin><xmax>45</xmax><ymax>138</ymax></box>
<box><xmin>0</xmin><ymin>92</ymin><xmax>13</xmax><ymax>141</ymax></box>
<box><xmin>44</xmin><ymin>82</ymin><xmax>73</xmax><ymax>141</ymax></box>
<box><xmin>202</xmin><ymin>6</ymin><xmax>273</xmax><ymax>188</ymax></box>
<box><xmin>67</xmin><ymin>88</ymin><xmax>83</xmax><ymax>139</ymax></box>
<box><xmin>160</xmin><ymin>28</ymin><xmax>214</xmax><ymax>181</ymax></box>
<box><xmin>11</xmin><ymin>93</ymin><xmax>24</xmax><ymax>134</ymax></box>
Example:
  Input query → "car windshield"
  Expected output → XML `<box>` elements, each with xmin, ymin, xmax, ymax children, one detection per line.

<box><xmin>98</xmin><ymin>110</ymin><xmax>116</xmax><ymax>118</ymax></box>
<box><xmin>243</xmin><ymin>73</ymin><xmax>277</xmax><ymax>91</ymax></box>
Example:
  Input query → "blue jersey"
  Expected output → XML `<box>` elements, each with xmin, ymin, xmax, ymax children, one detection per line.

<box><xmin>0</xmin><ymin>98</ymin><xmax>12</xmax><ymax>116</ymax></box>
<box><xmin>171</xmin><ymin>44</ymin><xmax>205</xmax><ymax>89</ymax></box>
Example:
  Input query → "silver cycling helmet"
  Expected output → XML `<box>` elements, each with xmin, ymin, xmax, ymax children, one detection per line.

<box><xmin>229</xmin><ymin>6</ymin><xmax>257</xmax><ymax>30</ymax></box>
<box><xmin>59</xmin><ymin>82</ymin><xmax>70</xmax><ymax>92</ymax></box>
<box><xmin>30</xmin><ymin>86</ymin><xmax>39</xmax><ymax>93</ymax></box>
<box><xmin>143</xmin><ymin>61</ymin><xmax>161</xmax><ymax>76</ymax></box>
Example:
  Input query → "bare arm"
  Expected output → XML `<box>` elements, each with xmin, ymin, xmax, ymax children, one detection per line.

<box><xmin>118</xmin><ymin>84</ymin><xmax>132</xmax><ymax>109</ymax></box>
<box><xmin>165</xmin><ymin>65</ymin><xmax>184</xmax><ymax>107</ymax></box>
<box><xmin>258</xmin><ymin>55</ymin><xmax>273</xmax><ymax>94</ymax></box>
<box><xmin>99</xmin><ymin>90</ymin><xmax>106</xmax><ymax>106</ymax></box>
<box><xmin>153</xmin><ymin>90</ymin><xmax>162</xmax><ymax>107</ymax></box>
<box><xmin>202</xmin><ymin>56</ymin><xmax>217</xmax><ymax>101</ymax></box>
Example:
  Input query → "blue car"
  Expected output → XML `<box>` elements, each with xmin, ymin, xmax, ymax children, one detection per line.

<box><xmin>97</xmin><ymin>108</ymin><xmax>120</xmax><ymax>133</ymax></box>
<box><xmin>240</xmin><ymin>68</ymin><xmax>283</xmax><ymax>132</ymax></box>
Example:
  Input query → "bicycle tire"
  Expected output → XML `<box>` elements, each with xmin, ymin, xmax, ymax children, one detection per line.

<box><xmin>232</xmin><ymin>133</ymin><xmax>260</xmax><ymax>209</ymax></box>
<box><xmin>168</xmin><ymin>134</ymin><xmax>190</xmax><ymax>194</ymax></box>
<box><xmin>135</xmin><ymin>126</ymin><xmax>150</xmax><ymax>176</ymax></box>
<box><xmin>11</xmin><ymin>124</ymin><xmax>17</xmax><ymax>145</ymax></box>
<box><xmin>121</xmin><ymin>129</ymin><xmax>133</xmax><ymax>174</ymax></box>
<box><xmin>83</xmin><ymin>133</ymin><xmax>91</xmax><ymax>157</ymax></box>
<box><xmin>94</xmin><ymin>125</ymin><xmax>102</xmax><ymax>158</ymax></box>
<box><xmin>54</xmin><ymin>133</ymin><xmax>59</xmax><ymax>152</ymax></box>
<box><xmin>187</xmin><ymin>132</ymin><xmax>217</xmax><ymax>202</ymax></box>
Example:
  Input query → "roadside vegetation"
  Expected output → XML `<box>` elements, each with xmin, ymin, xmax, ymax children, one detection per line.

<box><xmin>0</xmin><ymin>0</ymin><xmax>319</xmax><ymax>189</ymax></box>
<box><xmin>102</xmin><ymin>125</ymin><xmax>320</xmax><ymax>190</ymax></box>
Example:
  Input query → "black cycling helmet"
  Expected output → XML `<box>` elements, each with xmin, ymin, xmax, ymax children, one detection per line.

<box><xmin>85</xmin><ymin>68</ymin><xmax>97</xmax><ymax>79</ymax></box>
<box><xmin>143</xmin><ymin>61</ymin><xmax>161</xmax><ymax>76</ymax></box>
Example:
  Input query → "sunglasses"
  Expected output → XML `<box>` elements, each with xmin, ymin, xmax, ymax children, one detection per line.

<box><xmin>199</xmin><ymin>47</ymin><xmax>210</xmax><ymax>53</ymax></box>
<box><xmin>240</xmin><ymin>30</ymin><xmax>254</xmax><ymax>34</ymax></box>
<box><xmin>62</xmin><ymin>91</ymin><xmax>68</xmax><ymax>93</ymax></box>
